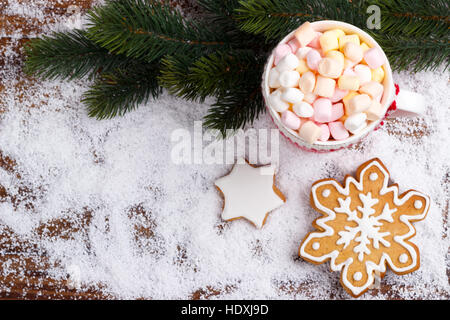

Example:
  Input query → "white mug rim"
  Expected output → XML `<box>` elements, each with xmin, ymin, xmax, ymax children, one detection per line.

<box><xmin>262</xmin><ymin>20</ymin><xmax>394</xmax><ymax>148</ymax></box>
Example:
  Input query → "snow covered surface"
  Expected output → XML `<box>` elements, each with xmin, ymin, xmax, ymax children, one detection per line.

<box><xmin>0</xmin><ymin>1</ymin><xmax>448</xmax><ymax>299</ymax></box>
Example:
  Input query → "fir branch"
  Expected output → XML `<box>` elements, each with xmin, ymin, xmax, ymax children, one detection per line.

<box><xmin>83</xmin><ymin>62</ymin><xmax>161</xmax><ymax>119</ymax></box>
<box><xmin>235</xmin><ymin>0</ymin><xmax>368</xmax><ymax>41</ymax></box>
<box><xmin>24</xmin><ymin>29</ymin><xmax>131</xmax><ymax>80</ymax></box>
<box><xmin>87</xmin><ymin>0</ymin><xmax>230</xmax><ymax>62</ymax></box>
<box><xmin>374</xmin><ymin>0</ymin><xmax>450</xmax><ymax>38</ymax></box>
<box><xmin>374</xmin><ymin>35</ymin><xmax>449</xmax><ymax>72</ymax></box>
<box><xmin>204</xmin><ymin>87</ymin><xmax>265</xmax><ymax>135</ymax></box>
<box><xmin>159</xmin><ymin>50</ymin><xmax>264</xmax><ymax>103</ymax></box>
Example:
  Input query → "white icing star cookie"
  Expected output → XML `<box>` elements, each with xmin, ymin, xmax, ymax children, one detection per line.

<box><xmin>215</xmin><ymin>158</ymin><xmax>285</xmax><ymax>228</ymax></box>
<box><xmin>299</xmin><ymin>158</ymin><xmax>430</xmax><ymax>297</ymax></box>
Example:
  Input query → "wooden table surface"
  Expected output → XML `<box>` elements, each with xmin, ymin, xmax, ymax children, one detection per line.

<box><xmin>0</xmin><ymin>0</ymin><xmax>448</xmax><ymax>300</ymax></box>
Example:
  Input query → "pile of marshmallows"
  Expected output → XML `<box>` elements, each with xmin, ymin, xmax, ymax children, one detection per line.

<box><xmin>268</xmin><ymin>22</ymin><xmax>387</xmax><ymax>144</ymax></box>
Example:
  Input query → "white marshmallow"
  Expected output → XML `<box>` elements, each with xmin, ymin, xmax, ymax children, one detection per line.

<box><xmin>303</xmin><ymin>92</ymin><xmax>317</xmax><ymax>104</ymax></box>
<box><xmin>354</xmin><ymin>64</ymin><xmax>372</xmax><ymax>85</ymax></box>
<box><xmin>343</xmin><ymin>42</ymin><xmax>363</xmax><ymax>63</ymax></box>
<box><xmin>296</xmin><ymin>47</ymin><xmax>312</xmax><ymax>60</ymax></box>
<box><xmin>299</xmin><ymin>71</ymin><xmax>316</xmax><ymax>93</ymax></box>
<box><xmin>348</xmin><ymin>120</ymin><xmax>368</xmax><ymax>135</ymax></box>
<box><xmin>317</xmin><ymin>58</ymin><xmax>343</xmax><ymax>79</ymax></box>
<box><xmin>281</xmin><ymin>87</ymin><xmax>304</xmax><ymax>103</ymax></box>
<box><xmin>276</xmin><ymin>53</ymin><xmax>300</xmax><ymax>72</ymax></box>
<box><xmin>279</xmin><ymin>70</ymin><xmax>300</xmax><ymax>88</ymax></box>
<box><xmin>268</xmin><ymin>68</ymin><xmax>281</xmax><ymax>88</ymax></box>
<box><xmin>344</xmin><ymin>112</ymin><xmax>367</xmax><ymax>132</ymax></box>
<box><xmin>293</xmin><ymin>101</ymin><xmax>314</xmax><ymax>118</ymax></box>
<box><xmin>270</xmin><ymin>88</ymin><xmax>289</xmax><ymax>112</ymax></box>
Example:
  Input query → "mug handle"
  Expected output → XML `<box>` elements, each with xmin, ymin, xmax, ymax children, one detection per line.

<box><xmin>391</xmin><ymin>89</ymin><xmax>426</xmax><ymax>116</ymax></box>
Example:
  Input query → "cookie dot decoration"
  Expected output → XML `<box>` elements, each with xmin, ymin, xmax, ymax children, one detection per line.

<box><xmin>215</xmin><ymin>158</ymin><xmax>286</xmax><ymax>228</ymax></box>
<box><xmin>322</xmin><ymin>189</ymin><xmax>331</xmax><ymax>197</ymax></box>
<box><xmin>299</xmin><ymin>158</ymin><xmax>430</xmax><ymax>297</ymax></box>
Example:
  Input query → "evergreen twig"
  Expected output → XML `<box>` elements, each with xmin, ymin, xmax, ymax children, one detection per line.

<box><xmin>24</xmin><ymin>29</ymin><xmax>132</xmax><ymax>80</ymax></box>
<box><xmin>83</xmin><ymin>62</ymin><xmax>161</xmax><ymax>119</ymax></box>
<box><xmin>87</xmin><ymin>0</ymin><xmax>230</xmax><ymax>62</ymax></box>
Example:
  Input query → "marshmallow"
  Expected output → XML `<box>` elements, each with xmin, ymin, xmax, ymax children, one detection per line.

<box><xmin>343</xmin><ymin>42</ymin><xmax>363</xmax><ymax>63</ymax></box>
<box><xmin>299</xmin><ymin>121</ymin><xmax>322</xmax><ymax>144</ymax></box>
<box><xmin>279</xmin><ymin>70</ymin><xmax>300</xmax><ymax>88</ymax></box>
<box><xmin>281</xmin><ymin>110</ymin><xmax>301</xmax><ymax>130</ymax></box>
<box><xmin>296</xmin><ymin>47</ymin><xmax>312</xmax><ymax>60</ymax></box>
<box><xmin>295</xmin><ymin>59</ymin><xmax>310</xmax><ymax>75</ymax></box>
<box><xmin>360</xmin><ymin>42</ymin><xmax>370</xmax><ymax>53</ymax></box>
<box><xmin>338</xmin><ymin>75</ymin><xmax>360</xmax><ymax>91</ymax></box>
<box><xmin>319</xmin><ymin>31</ymin><xmax>339</xmax><ymax>53</ymax></box>
<box><xmin>329</xmin><ymin>103</ymin><xmax>344</xmax><ymax>122</ymax></box>
<box><xmin>347</xmin><ymin>94</ymin><xmax>372</xmax><ymax>115</ymax></box>
<box><xmin>268</xmin><ymin>68</ymin><xmax>281</xmax><ymax>88</ymax></box>
<box><xmin>338</xmin><ymin>34</ymin><xmax>360</xmax><ymax>50</ymax></box>
<box><xmin>273</xmin><ymin>44</ymin><xmax>291</xmax><ymax>65</ymax></box>
<box><xmin>371</xmin><ymin>66</ymin><xmax>385</xmax><ymax>83</ymax></box>
<box><xmin>303</xmin><ymin>92</ymin><xmax>317</xmax><ymax>104</ymax></box>
<box><xmin>287</xmin><ymin>38</ymin><xmax>300</xmax><ymax>53</ymax></box>
<box><xmin>343</xmin><ymin>68</ymin><xmax>357</xmax><ymax>76</ymax></box>
<box><xmin>299</xmin><ymin>71</ymin><xmax>316</xmax><ymax>93</ymax></box>
<box><xmin>308</xmin><ymin>32</ymin><xmax>323</xmax><ymax>49</ymax></box>
<box><xmin>270</xmin><ymin>88</ymin><xmax>289</xmax><ymax>112</ymax></box>
<box><xmin>326</xmin><ymin>50</ymin><xmax>345</xmax><ymax>67</ymax></box>
<box><xmin>348</xmin><ymin>121</ymin><xmax>368</xmax><ymax>135</ymax></box>
<box><xmin>366</xmin><ymin>100</ymin><xmax>385</xmax><ymax>120</ymax></box>
<box><xmin>344</xmin><ymin>58</ymin><xmax>357</xmax><ymax>69</ymax></box>
<box><xmin>294</xmin><ymin>22</ymin><xmax>316</xmax><ymax>47</ymax></box>
<box><xmin>360</xmin><ymin>81</ymin><xmax>384</xmax><ymax>99</ymax></box>
<box><xmin>354</xmin><ymin>64</ymin><xmax>372</xmax><ymax>85</ymax></box>
<box><xmin>313</xmin><ymin>98</ymin><xmax>332</xmax><ymax>123</ymax></box>
<box><xmin>276</xmin><ymin>53</ymin><xmax>300</xmax><ymax>72</ymax></box>
<box><xmin>318</xmin><ymin>58</ymin><xmax>343</xmax><ymax>79</ymax></box>
<box><xmin>342</xmin><ymin>91</ymin><xmax>358</xmax><ymax>111</ymax></box>
<box><xmin>306</xmin><ymin>49</ymin><xmax>322</xmax><ymax>71</ymax></box>
<box><xmin>364</xmin><ymin>47</ymin><xmax>386</xmax><ymax>69</ymax></box>
<box><xmin>314</xmin><ymin>76</ymin><xmax>335</xmax><ymax>98</ymax></box>
<box><xmin>329</xmin><ymin>121</ymin><xmax>349</xmax><ymax>140</ymax></box>
<box><xmin>281</xmin><ymin>87</ymin><xmax>304</xmax><ymax>103</ymax></box>
<box><xmin>330</xmin><ymin>88</ymin><xmax>349</xmax><ymax>103</ymax></box>
<box><xmin>319</xmin><ymin>124</ymin><xmax>331</xmax><ymax>142</ymax></box>
<box><xmin>293</xmin><ymin>101</ymin><xmax>314</xmax><ymax>118</ymax></box>
<box><xmin>329</xmin><ymin>28</ymin><xmax>345</xmax><ymax>38</ymax></box>
<box><xmin>344</xmin><ymin>112</ymin><xmax>367</xmax><ymax>132</ymax></box>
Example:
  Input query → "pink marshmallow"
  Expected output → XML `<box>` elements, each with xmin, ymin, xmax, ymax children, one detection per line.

<box><xmin>319</xmin><ymin>124</ymin><xmax>330</xmax><ymax>142</ymax></box>
<box><xmin>313</xmin><ymin>98</ymin><xmax>332</xmax><ymax>123</ymax></box>
<box><xmin>306</xmin><ymin>49</ymin><xmax>322</xmax><ymax>71</ymax></box>
<box><xmin>329</xmin><ymin>121</ymin><xmax>349</xmax><ymax>140</ymax></box>
<box><xmin>330</xmin><ymin>88</ymin><xmax>349</xmax><ymax>103</ymax></box>
<box><xmin>281</xmin><ymin>110</ymin><xmax>301</xmax><ymax>130</ymax></box>
<box><xmin>307</xmin><ymin>32</ymin><xmax>323</xmax><ymax>49</ymax></box>
<box><xmin>274</xmin><ymin>44</ymin><xmax>292</xmax><ymax>65</ymax></box>
<box><xmin>287</xmin><ymin>38</ymin><xmax>300</xmax><ymax>53</ymax></box>
<box><xmin>364</xmin><ymin>48</ymin><xmax>386</xmax><ymax>69</ymax></box>
<box><xmin>329</xmin><ymin>103</ymin><xmax>344</xmax><ymax>122</ymax></box>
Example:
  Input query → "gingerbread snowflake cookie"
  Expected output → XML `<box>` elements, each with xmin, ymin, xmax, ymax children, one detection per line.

<box><xmin>215</xmin><ymin>158</ymin><xmax>285</xmax><ymax>228</ymax></box>
<box><xmin>299</xmin><ymin>158</ymin><xmax>430</xmax><ymax>297</ymax></box>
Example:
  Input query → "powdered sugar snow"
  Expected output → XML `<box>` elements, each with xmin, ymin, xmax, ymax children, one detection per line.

<box><xmin>0</xmin><ymin>2</ymin><xmax>448</xmax><ymax>299</ymax></box>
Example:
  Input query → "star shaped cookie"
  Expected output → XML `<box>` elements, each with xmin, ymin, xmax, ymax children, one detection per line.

<box><xmin>215</xmin><ymin>159</ymin><xmax>285</xmax><ymax>228</ymax></box>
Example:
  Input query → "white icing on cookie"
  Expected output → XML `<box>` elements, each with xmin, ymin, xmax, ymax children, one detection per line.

<box><xmin>353</xmin><ymin>272</ymin><xmax>362</xmax><ymax>281</ymax></box>
<box><xmin>369</xmin><ymin>173</ymin><xmax>378</xmax><ymax>181</ymax></box>
<box><xmin>399</xmin><ymin>253</ymin><xmax>408</xmax><ymax>264</ymax></box>
<box><xmin>299</xmin><ymin>159</ymin><xmax>430</xmax><ymax>297</ymax></box>
<box><xmin>215</xmin><ymin>158</ymin><xmax>285</xmax><ymax>229</ymax></box>
<box><xmin>312</xmin><ymin>242</ymin><xmax>320</xmax><ymax>250</ymax></box>
<box><xmin>322</xmin><ymin>189</ymin><xmax>331</xmax><ymax>197</ymax></box>
<box><xmin>414</xmin><ymin>200</ymin><xmax>423</xmax><ymax>209</ymax></box>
